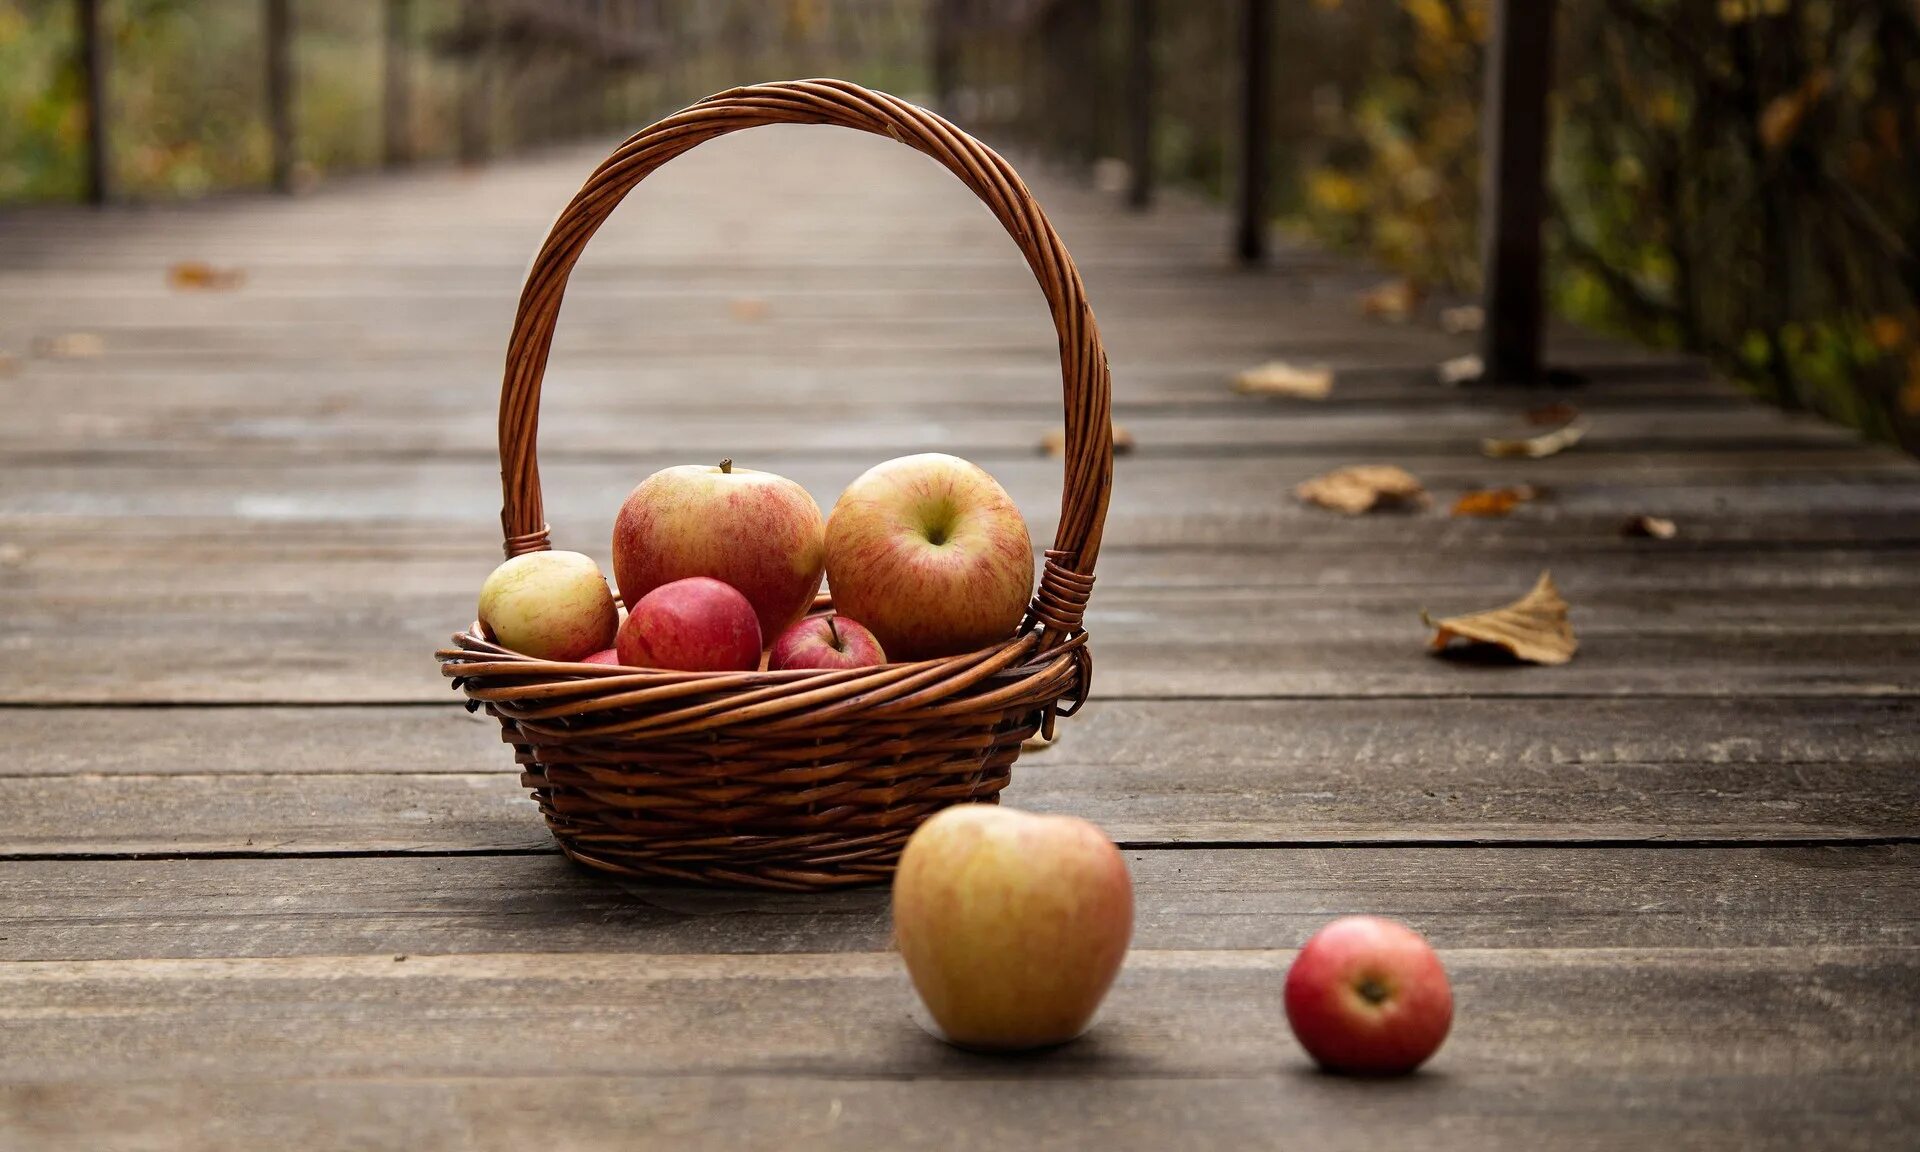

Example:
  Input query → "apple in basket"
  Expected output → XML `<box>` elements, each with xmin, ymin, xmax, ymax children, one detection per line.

<box><xmin>769</xmin><ymin>614</ymin><xmax>886</xmax><ymax>671</ymax></box>
<box><xmin>476</xmin><ymin>550</ymin><xmax>618</xmax><ymax>662</ymax></box>
<box><xmin>613</xmin><ymin>459</ymin><xmax>825</xmax><ymax>642</ymax></box>
<box><xmin>617</xmin><ymin>576</ymin><xmax>762</xmax><ymax>673</ymax></box>
<box><xmin>824</xmin><ymin>453</ymin><xmax>1034</xmax><ymax>661</ymax></box>
<box><xmin>892</xmin><ymin>806</ymin><xmax>1133</xmax><ymax>1050</ymax></box>
<box><xmin>1284</xmin><ymin>915</ymin><xmax>1453</xmax><ymax>1075</ymax></box>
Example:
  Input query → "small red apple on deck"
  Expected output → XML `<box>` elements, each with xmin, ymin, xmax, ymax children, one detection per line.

<box><xmin>769</xmin><ymin>614</ymin><xmax>886</xmax><ymax>671</ymax></box>
<box><xmin>476</xmin><ymin>550</ymin><xmax>618</xmax><ymax>662</ymax></box>
<box><xmin>616</xmin><ymin>576</ymin><xmax>762</xmax><ymax>672</ymax></box>
<box><xmin>825</xmin><ymin>453</ymin><xmax>1034</xmax><ymax>661</ymax></box>
<box><xmin>613</xmin><ymin>459</ymin><xmax>825</xmax><ymax>642</ymax></box>
<box><xmin>1284</xmin><ymin>915</ymin><xmax>1453</xmax><ymax>1075</ymax></box>
<box><xmin>892</xmin><ymin>805</ymin><xmax>1133</xmax><ymax>1051</ymax></box>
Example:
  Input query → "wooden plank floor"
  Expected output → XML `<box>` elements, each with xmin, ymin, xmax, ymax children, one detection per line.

<box><xmin>2</xmin><ymin>126</ymin><xmax>1916</xmax><ymax>1150</ymax></box>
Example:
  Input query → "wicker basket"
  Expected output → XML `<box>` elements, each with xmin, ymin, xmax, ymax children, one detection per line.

<box><xmin>438</xmin><ymin>79</ymin><xmax>1113</xmax><ymax>891</ymax></box>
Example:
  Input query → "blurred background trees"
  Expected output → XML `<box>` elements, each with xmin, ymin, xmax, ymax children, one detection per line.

<box><xmin>2</xmin><ymin>0</ymin><xmax>1915</xmax><ymax>447</ymax></box>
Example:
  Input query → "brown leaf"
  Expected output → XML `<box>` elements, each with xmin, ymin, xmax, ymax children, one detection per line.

<box><xmin>1233</xmin><ymin>360</ymin><xmax>1333</xmax><ymax>399</ymax></box>
<box><xmin>168</xmin><ymin>261</ymin><xmax>246</xmax><ymax>291</ymax></box>
<box><xmin>1039</xmin><ymin>423</ymin><xmax>1134</xmax><ymax>457</ymax></box>
<box><xmin>1425</xmin><ymin>571</ymin><xmax>1577</xmax><ymax>665</ymax></box>
<box><xmin>727</xmin><ymin>297</ymin><xmax>769</xmax><ymax>322</ymax></box>
<box><xmin>1437</xmin><ymin>353</ymin><xmax>1482</xmax><ymax>386</ymax></box>
<box><xmin>1483</xmin><ymin>418</ymin><xmax>1587</xmax><ymax>459</ymax></box>
<box><xmin>1451</xmin><ymin>485</ymin><xmax>1537</xmax><ymax>518</ymax></box>
<box><xmin>1359</xmin><ymin>278</ymin><xmax>1422</xmax><ymax>321</ymax></box>
<box><xmin>34</xmin><ymin>332</ymin><xmax>103</xmax><ymax>359</ymax></box>
<box><xmin>1439</xmin><ymin>304</ymin><xmax>1483</xmax><ymax>334</ymax></box>
<box><xmin>1621</xmin><ymin>514</ymin><xmax>1677</xmax><ymax>539</ymax></box>
<box><xmin>1758</xmin><ymin>70</ymin><xmax>1830</xmax><ymax>153</ymax></box>
<box><xmin>0</xmin><ymin>349</ymin><xmax>17</xmax><ymax>376</ymax></box>
<box><xmin>1296</xmin><ymin>465</ymin><xmax>1428</xmax><ymax>515</ymax></box>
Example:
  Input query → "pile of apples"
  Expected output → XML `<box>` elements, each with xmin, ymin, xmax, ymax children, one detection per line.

<box><xmin>476</xmin><ymin>452</ymin><xmax>1036</xmax><ymax>672</ymax></box>
<box><xmin>894</xmin><ymin>805</ymin><xmax>1455</xmax><ymax>1073</ymax></box>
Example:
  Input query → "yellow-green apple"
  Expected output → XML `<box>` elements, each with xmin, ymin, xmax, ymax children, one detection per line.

<box><xmin>613</xmin><ymin>460</ymin><xmax>825</xmax><ymax>640</ymax></box>
<box><xmin>616</xmin><ymin>576</ymin><xmax>762</xmax><ymax>672</ymax></box>
<box><xmin>476</xmin><ymin>550</ymin><xmax>618</xmax><ymax>662</ymax></box>
<box><xmin>892</xmin><ymin>805</ymin><xmax>1132</xmax><ymax>1050</ymax></box>
<box><xmin>769</xmin><ymin>614</ymin><xmax>886</xmax><ymax>671</ymax></box>
<box><xmin>824</xmin><ymin>453</ymin><xmax>1034</xmax><ymax>661</ymax></box>
<box><xmin>1284</xmin><ymin>915</ymin><xmax>1453</xmax><ymax>1075</ymax></box>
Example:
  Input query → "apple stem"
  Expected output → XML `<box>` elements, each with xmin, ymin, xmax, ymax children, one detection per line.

<box><xmin>719</xmin><ymin>458</ymin><xmax>733</xmax><ymax>474</ymax></box>
<box><xmin>826</xmin><ymin>615</ymin><xmax>843</xmax><ymax>650</ymax></box>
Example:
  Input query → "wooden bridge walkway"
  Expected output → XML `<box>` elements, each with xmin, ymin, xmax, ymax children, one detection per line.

<box><xmin>1</xmin><ymin>125</ymin><xmax>1916</xmax><ymax>1149</ymax></box>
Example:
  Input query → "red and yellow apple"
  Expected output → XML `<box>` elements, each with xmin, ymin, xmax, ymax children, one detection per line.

<box><xmin>769</xmin><ymin>614</ymin><xmax>886</xmax><ymax>671</ymax></box>
<box><xmin>616</xmin><ymin>576</ymin><xmax>762</xmax><ymax>672</ymax></box>
<box><xmin>824</xmin><ymin>453</ymin><xmax>1034</xmax><ymax>661</ymax></box>
<box><xmin>582</xmin><ymin>648</ymin><xmax>621</xmax><ymax>666</ymax></box>
<box><xmin>613</xmin><ymin>460</ymin><xmax>824</xmax><ymax>641</ymax></box>
<box><xmin>1284</xmin><ymin>915</ymin><xmax>1453</xmax><ymax>1075</ymax></box>
<box><xmin>892</xmin><ymin>805</ymin><xmax>1133</xmax><ymax>1050</ymax></box>
<box><xmin>476</xmin><ymin>550</ymin><xmax>618</xmax><ymax>662</ymax></box>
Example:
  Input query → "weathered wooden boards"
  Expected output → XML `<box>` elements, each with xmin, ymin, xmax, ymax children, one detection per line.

<box><xmin>1</xmin><ymin>124</ymin><xmax>1917</xmax><ymax>1150</ymax></box>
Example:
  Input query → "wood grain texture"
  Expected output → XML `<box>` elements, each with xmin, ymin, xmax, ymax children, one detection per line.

<box><xmin>2</xmin><ymin>846</ymin><xmax>1913</xmax><ymax>961</ymax></box>
<box><xmin>0</xmin><ymin>949</ymin><xmax>1914</xmax><ymax>1152</ymax></box>
<box><xmin>0</xmin><ymin>700</ymin><xmax>1912</xmax><ymax>852</ymax></box>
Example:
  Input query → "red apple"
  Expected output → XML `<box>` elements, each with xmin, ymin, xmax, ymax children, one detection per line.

<box><xmin>613</xmin><ymin>459</ymin><xmax>825</xmax><ymax>641</ymax></box>
<box><xmin>616</xmin><ymin>577</ymin><xmax>762</xmax><ymax>672</ymax></box>
<box><xmin>824</xmin><ymin>453</ymin><xmax>1034</xmax><ymax>661</ymax></box>
<box><xmin>892</xmin><ymin>805</ymin><xmax>1133</xmax><ymax>1050</ymax></box>
<box><xmin>476</xmin><ymin>550</ymin><xmax>618</xmax><ymax>662</ymax></box>
<box><xmin>768</xmin><ymin>614</ymin><xmax>886</xmax><ymax>671</ymax></box>
<box><xmin>1284</xmin><ymin>915</ymin><xmax>1453</xmax><ymax>1075</ymax></box>
<box><xmin>582</xmin><ymin>648</ymin><xmax>621</xmax><ymax>665</ymax></box>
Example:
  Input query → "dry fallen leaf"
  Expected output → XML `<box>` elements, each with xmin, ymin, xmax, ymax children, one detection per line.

<box><xmin>727</xmin><ymin>297</ymin><xmax>769</xmax><ymax>322</ymax></box>
<box><xmin>1483</xmin><ymin>418</ymin><xmax>1587</xmax><ymax>459</ymax></box>
<box><xmin>1437</xmin><ymin>353</ymin><xmax>1482</xmax><ymax>386</ymax></box>
<box><xmin>1296</xmin><ymin>465</ymin><xmax>1429</xmax><ymax>515</ymax></box>
<box><xmin>1622</xmin><ymin>514</ymin><xmax>1678</xmax><ymax>539</ymax></box>
<box><xmin>1359</xmin><ymin>278</ymin><xmax>1422</xmax><ymax>322</ymax></box>
<box><xmin>0</xmin><ymin>349</ymin><xmax>17</xmax><ymax>376</ymax></box>
<box><xmin>1439</xmin><ymin>304</ymin><xmax>1484</xmax><ymax>334</ymax></box>
<box><xmin>34</xmin><ymin>332</ymin><xmax>103</xmax><ymax>359</ymax></box>
<box><xmin>168</xmin><ymin>261</ymin><xmax>246</xmax><ymax>291</ymax></box>
<box><xmin>1021</xmin><ymin>731</ymin><xmax>1055</xmax><ymax>754</ymax></box>
<box><xmin>1233</xmin><ymin>360</ymin><xmax>1333</xmax><ymax>399</ymax></box>
<box><xmin>1040</xmin><ymin>423</ymin><xmax>1134</xmax><ymax>457</ymax></box>
<box><xmin>1424</xmin><ymin>571</ymin><xmax>1577</xmax><ymax>665</ymax></box>
<box><xmin>1758</xmin><ymin>69</ymin><xmax>1830</xmax><ymax>153</ymax></box>
<box><xmin>1451</xmin><ymin>485</ymin><xmax>1538</xmax><ymax>518</ymax></box>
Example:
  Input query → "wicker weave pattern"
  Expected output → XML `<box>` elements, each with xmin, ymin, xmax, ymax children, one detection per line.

<box><xmin>439</xmin><ymin>80</ymin><xmax>1112</xmax><ymax>890</ymax></box>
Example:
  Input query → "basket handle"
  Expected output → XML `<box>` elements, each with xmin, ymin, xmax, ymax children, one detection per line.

<box><xmin>497</xmin><ymin>79</ymin><xmax>1112</xmax><ymax>645</ymax></box>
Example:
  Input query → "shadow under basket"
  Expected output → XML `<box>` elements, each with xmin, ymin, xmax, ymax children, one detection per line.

<box><xmin>437</xmin><ymin>79</ymin><xmax>1114</xmax><ymax>891</ymax></box>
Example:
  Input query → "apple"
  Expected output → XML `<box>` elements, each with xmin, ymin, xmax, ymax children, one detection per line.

<box><xmin>582</xmin><ymin>648</ymin><xmax>621</xmax><ymax>665</ymax></box>
<box><xmin>616</xmin><ymin>576</ymin><xmax>762</xmax><ymax>672</ymax></box>
<box><xmin>613</xmin><ymin>459</ymin><xmax>825</xmax><ymax>641</ymax></box>
<box><xmin>768</xmin><ymin>614</ymin><xmax>887</xmax><ymax>671</ymax></box>
<box><xmin>824</xmin><ymin>453</ymin><xmax>1034</xmax><ymax>661</ymax></box>
<box><xmin>476</xmin><ymin>550</ymin><xmax>618</xmax><ymax>662</ymax></box>
<box><xmin>892</xmin><ymin>805</ymin><xmax>1133</xmax><ymax>1050</ymax></box>
<box><xmin>1284</xmin><ymin>915</ymin><xmax>1453</xmax><ymax>1075</ymax></box>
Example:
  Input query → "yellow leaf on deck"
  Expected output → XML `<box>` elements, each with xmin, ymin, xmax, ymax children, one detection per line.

<box><xmin>34</xmin><ymin>332</ymin><xmax>103</xmax><ymax>359</ymax></box>
<box><xmin>1360</xmin><ymin>278</ymin><xmax>1422</xmax><ymax>321</ymax></box>
<box><xmin>1451</xmin><ymin>485</ymin><xmax>1537</xmax><ymax>518</ymax></box>
<box><xmin>1438</xmin><ymin>353</ymin><xmax>1483</xmax><ymax>385</ymax></box>
<box><xmin>1040</xmin><ymin>423</ymin><xmax>1134</xmax><ymax>457</ymax></box>
<box><xmin>1622</xmin><ymin>515</ymin><xmax>1678</xmax><ymax>539</ymax></box>
<box><xmin>1425</xmin><ymin>571</ymin><xmax>1577</xmax><ymax>665</ymax></box>
<box><xmin>727</xmin><ymin>297</ymin><xmax>769</xmax><ymax>322</ymax></box>
<box><xmin>1233</xmin><ymin>360</ymin><xmax>1333</xmax><ymax>399</ymax></box>
<box><xmin>1296</xmin><ymin>465</ymin><xmax>1428</xmax><ymax>515</ymax></box>
<box><xmin>168</xmin><ymin>261</ymin><xmax>246</xmax><ymax>291</ymax></box>
<box><xmin>1484</xmin><ymin>419</ymin><xmax>1587</xmax><ymax>459</ymax></box>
